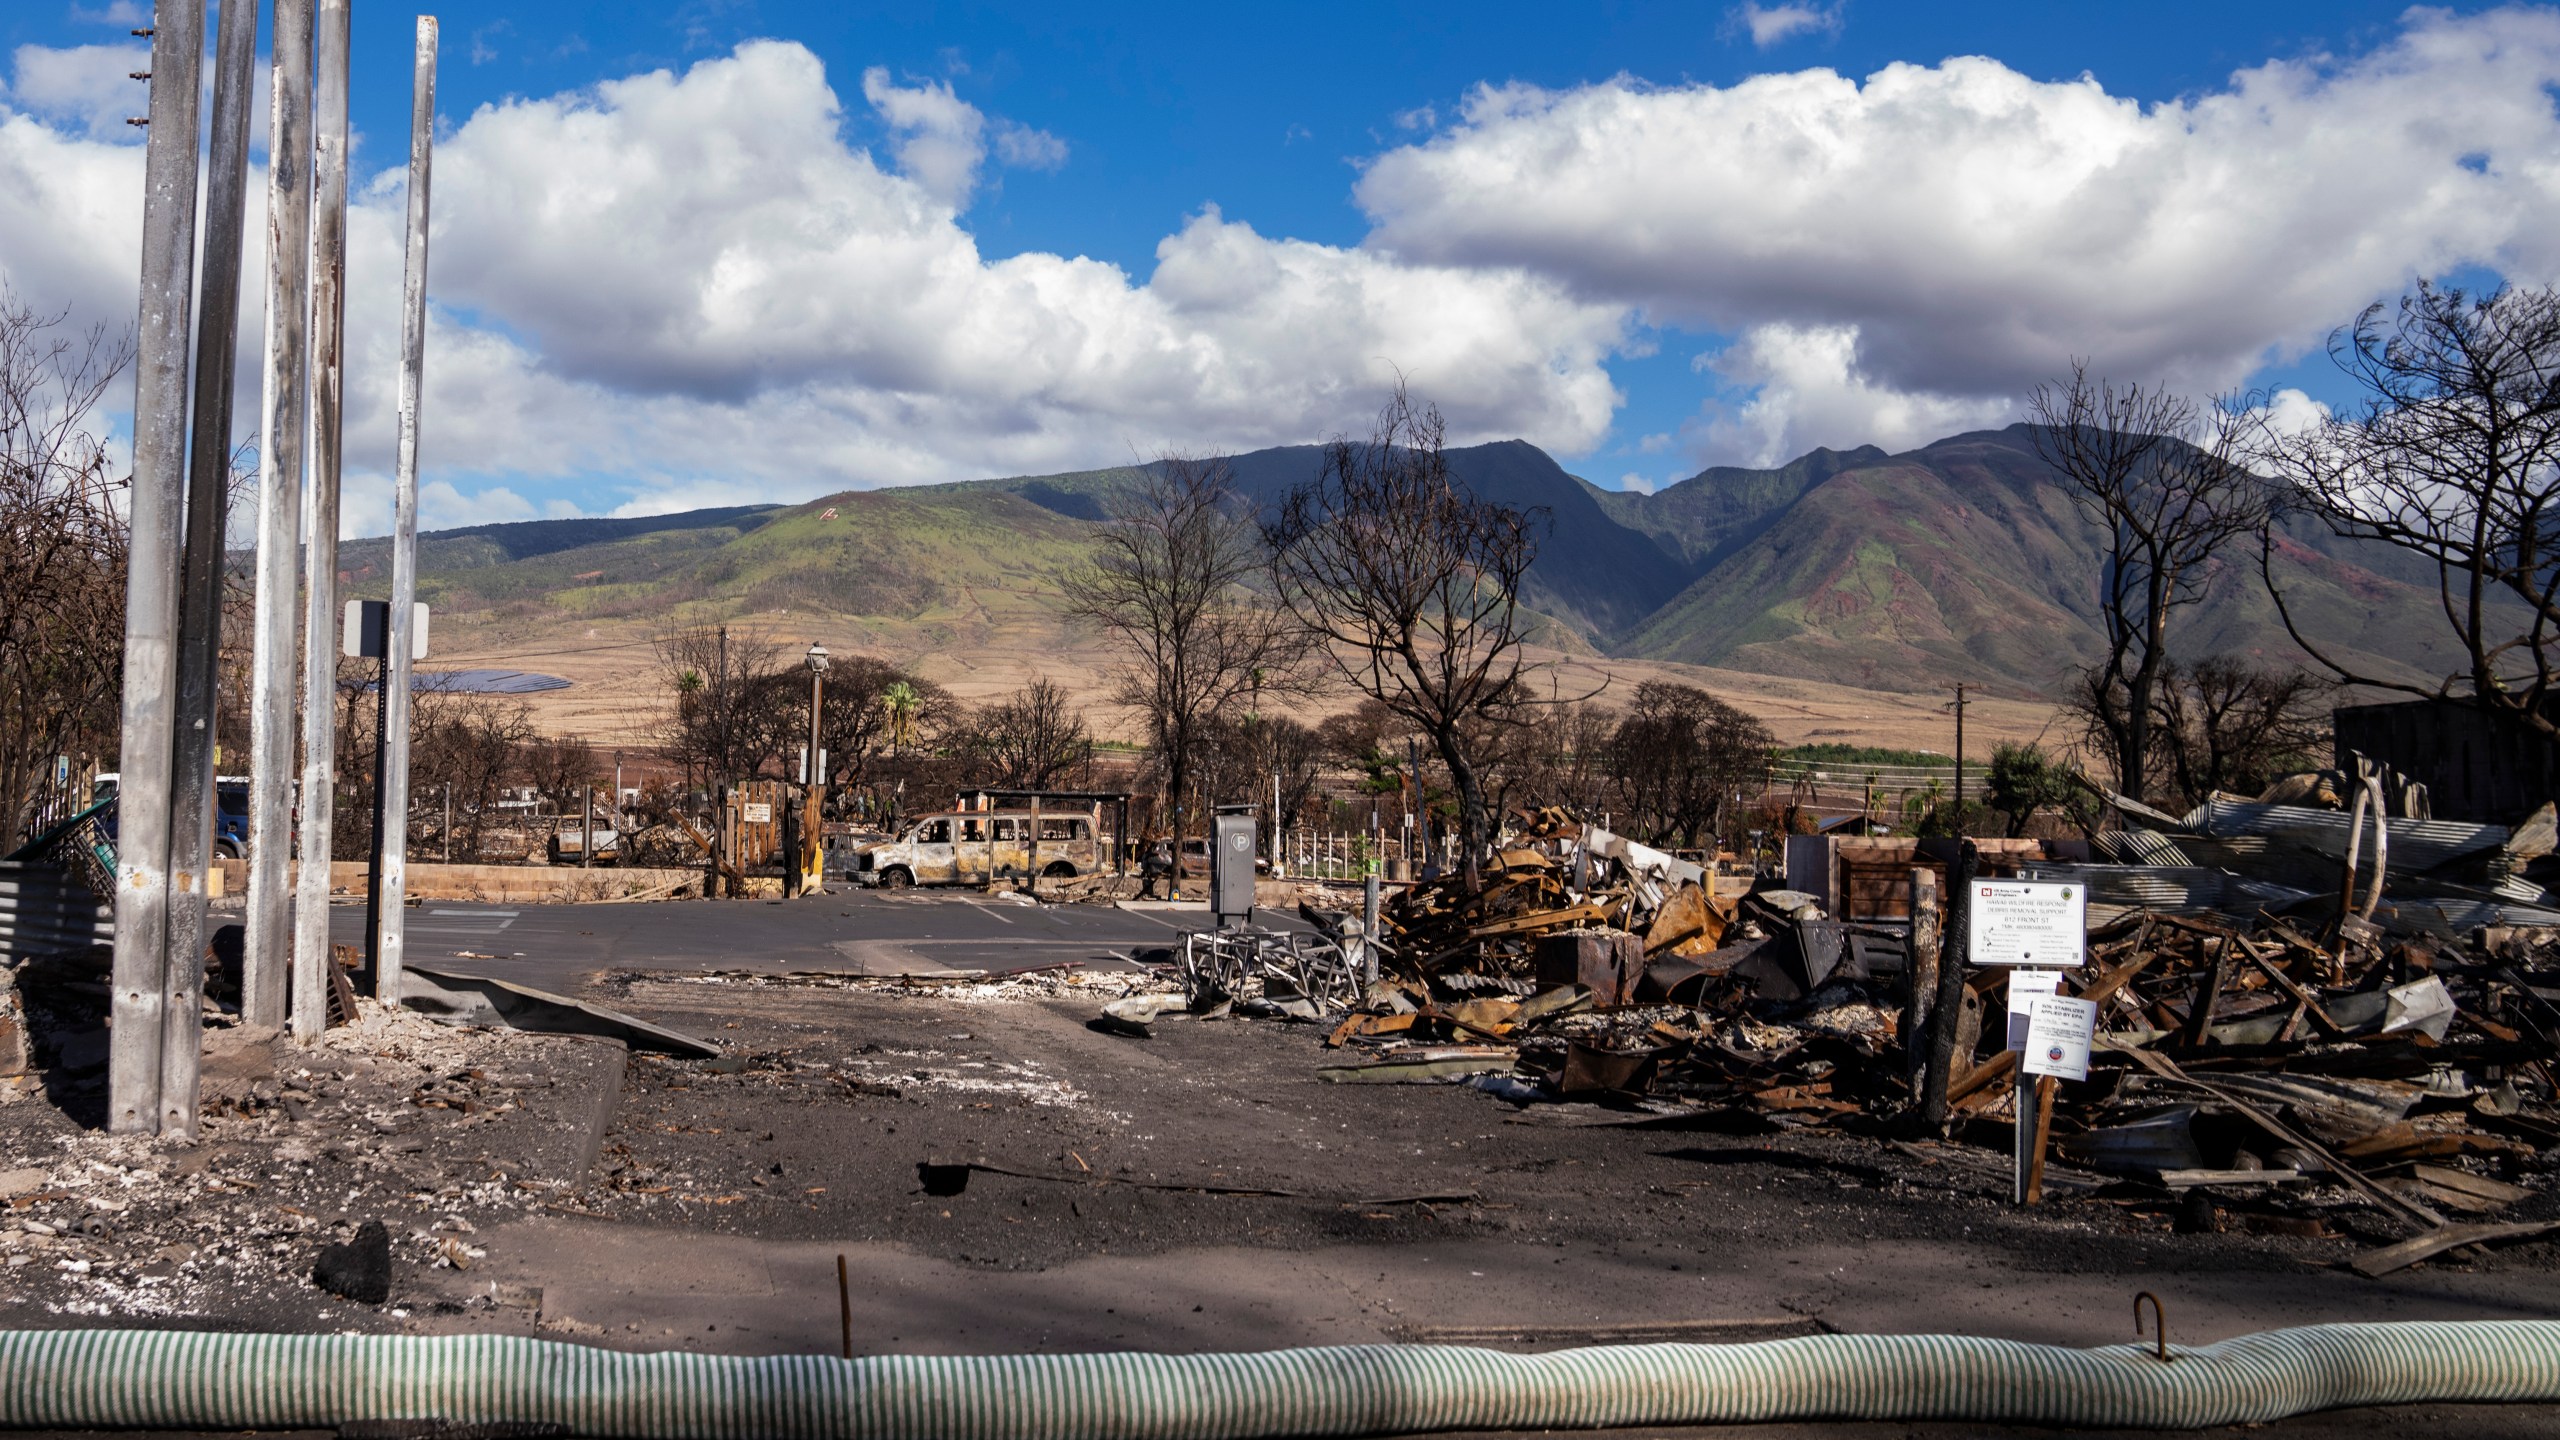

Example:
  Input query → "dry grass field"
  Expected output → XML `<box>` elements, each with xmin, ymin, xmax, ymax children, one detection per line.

<box><xmin>434</xmin><ymin>607</ymin><xmax>2063</xmax><ymax>757</ymax></box>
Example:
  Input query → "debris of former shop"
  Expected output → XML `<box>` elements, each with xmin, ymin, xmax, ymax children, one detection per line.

<box><xmin>1082</xmin><ymin>784</ymin><xmax>2560</xmax><ymax>1273</ymax></box>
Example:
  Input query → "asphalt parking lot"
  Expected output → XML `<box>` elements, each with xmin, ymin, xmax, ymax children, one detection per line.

<box><xmin>324</xmin><ymin>885</ymin><xmax>1244</xmax><ymax>992</ymax></box>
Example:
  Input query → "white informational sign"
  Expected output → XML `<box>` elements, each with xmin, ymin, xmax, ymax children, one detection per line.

<box><xmin>1968</xmin><ymin>880</ymin><xmax>2088</xmax><ymax>967</ymax></box>
<box><xmin>2022</xmin><ymin>995</ymin><xmax>2098</xmax><ymax>1081</ymax></box>
<box><xmin>2005</xmin><ymin>969</ymin><xmax>2064</xmax><ymax>1050</ymax></box>
<box><xmin>741</xmin><ymin>802</ymin><xmax>773</xmax><ymax>824</ymax></box>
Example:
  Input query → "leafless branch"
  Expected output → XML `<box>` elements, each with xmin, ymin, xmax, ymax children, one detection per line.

<box><xmin>2029</xmin><ymin>362</ymin><xmax>2269</xmax><ymax>800</ymax></box>
<box><xmin>1263</xmin><ymin>383</ymin><xmax>1545</xmax><ymax>889</ymax></box>
<box><xmin>2258</xmin><ymin>281</ymin><xmax>2560</xmax><ymax>741</ymax></box>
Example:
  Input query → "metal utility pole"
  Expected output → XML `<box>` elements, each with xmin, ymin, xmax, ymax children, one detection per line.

<box><xmin>371</xmin><ymin>15</ymin><xmax>438</xmax><ymax>1004</ymax></box>
<box><xmin>159</xmin><ymin>0</ymin><xmax>257</xmax><ymax>1137</ymax></box>
<box><xmin>287</xmin><ymin>0</ymin><xmax>352</xmax><ymax>1041</ymax></box>
<box><xmin>243</xmin><ymin>0</ymin><xmax>314</xmax><ymax>1040</ymax></box>
<box><xmin>109</xmin><ymin>0</ymin><xmax>205</xmax><ymax>1136</ymax></box>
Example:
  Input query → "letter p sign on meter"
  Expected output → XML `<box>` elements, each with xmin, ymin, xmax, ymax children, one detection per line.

<box><xmin>1211</xmin><ymin>812</ymin><xmax>1257</xmax><ymax>928</ymax></box>
<box><xmin>1967</xmin><ymin>880</ymin><xmax>2087</xmax><ymax>969</ymax></box>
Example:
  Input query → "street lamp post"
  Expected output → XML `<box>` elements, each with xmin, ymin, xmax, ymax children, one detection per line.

<box><xmin>802</xmin><ymin>643</ymin><xmax>828</xmax><ymax>896</ymax></box>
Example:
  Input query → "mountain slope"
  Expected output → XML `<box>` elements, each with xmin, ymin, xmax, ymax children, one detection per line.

<box><xmin>377</xmin><ymin>427</ymin><xmax>2481</xmax><ymax>713</ymax></box>
<box><xmin>1611</xmin><ymin>427</ymin><xmax>2479</xmax><ymax>691</ymax></box>
<box><xmin>1582</xmin><ymin>445</ymin><xmax>1885</xmax><ymax>574</ymax></box>
<box><xmin>981</xmin><ymin>440</ymin><xmax>1693</xmax><ymax>640</ymax></box>
<box><xmin>338</xmin><ymin>505</ymin><xmax>778</xmax><ymax>588</ymax></box>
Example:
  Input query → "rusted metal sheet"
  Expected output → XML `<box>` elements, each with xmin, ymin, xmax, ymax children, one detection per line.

<box><xmin>1533</xmin><ymin>928</ymin><xmax>1643</xmax><ymax>1006</ymax></box>
<box><xmin>1559</xmin><ymin>1041</ymin><xmax>1660</xmax><ymax>1097</ymax></box>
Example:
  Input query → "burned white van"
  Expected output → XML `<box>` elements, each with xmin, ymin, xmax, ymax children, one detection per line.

<box><xmin>850</xmin><ymin>810</ymin><xmax>1101</xmax><ymax>887</ymax></box>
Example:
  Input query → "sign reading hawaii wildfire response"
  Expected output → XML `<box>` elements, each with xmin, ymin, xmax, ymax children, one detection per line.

<box><xmin>1967</xmin><ymin>880</ymin><xmax>2087</xmax><ymax>968</ymax></box>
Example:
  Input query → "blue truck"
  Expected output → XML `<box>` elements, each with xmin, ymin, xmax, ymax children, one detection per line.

<box><xmin>91</xmin><ymin>773</ymin><xmax>255</xmax><ymax>858</ymax></box>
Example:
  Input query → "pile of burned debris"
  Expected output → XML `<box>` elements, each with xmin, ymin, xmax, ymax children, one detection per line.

<box><xmin>1130</xmin><ymin>796</ymin><xmax>2560</xmax><ymax>1272</ymax></box>
<box><xmin>0</xmin><ymin>996</ymin><xmax>622</xmax><ymax>1321</ymax></box>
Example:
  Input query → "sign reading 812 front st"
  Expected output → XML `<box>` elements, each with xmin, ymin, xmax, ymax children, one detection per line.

<box><xmin>1966</xmin><ymin>880</ymin><xmax>2087</xmax><ymax>968</ymax></box>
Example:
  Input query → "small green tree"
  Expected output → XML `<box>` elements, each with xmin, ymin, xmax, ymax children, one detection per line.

<box><xmin>1985</xmin><ymin>742</ymin><xmax>2076</xmax><ymax>838</ymax></box>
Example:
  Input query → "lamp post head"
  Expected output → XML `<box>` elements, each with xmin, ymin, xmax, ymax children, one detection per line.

<box><xmin>805</xmin><ymin>642</ymin><xmax>830</xmax><ymax>674</ymax></box>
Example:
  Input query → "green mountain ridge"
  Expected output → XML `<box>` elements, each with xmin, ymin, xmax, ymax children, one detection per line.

<box><xmin>374</xmin><ymin>427</ymin><xmax>2472</xmax><ymax>699</ymax></box>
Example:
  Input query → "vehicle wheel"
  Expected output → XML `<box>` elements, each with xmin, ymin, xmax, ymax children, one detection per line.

<box><xmin>215</xmin><ymin>839</ymin><xmax>243</xmax><ymax>860</ymax></box>
<box><xmin>1042</xmin><ymin>861</ymin><xmax>1076</xmax><ymax>879</ymax></box>
<box><xmin>881</xmin><ymin>866</ymin><xmax>914</xmax><ymax>889</ymax></box>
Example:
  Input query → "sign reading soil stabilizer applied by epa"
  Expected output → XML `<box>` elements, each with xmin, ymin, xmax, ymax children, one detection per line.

<box><xmin>1968</xmin><ymin>880</ymin><xmax>2087</xmax><ymax>968</ymax></box>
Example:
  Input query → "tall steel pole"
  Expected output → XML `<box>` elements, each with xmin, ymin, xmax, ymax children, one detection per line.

<box><xmin>158</xmin><ymin>0</ymin><xmax>258</xmax><ymax>1136</ymax></box>
<box><xmin>242</xmin><ymin>0</ymin><xmax>314</xmax><ymax>1038</ymax></box>
<box><xmin>287</xmin><ymin>0</ymin><xmax>352</xmax><ymax>1040</ymax></box>
<box><xmin>362</xmin><ymin>650</ymin><xmax>388</xmax><ymax>971</ymax></box>
<box><xmin>109</xmin><ymin>0</ymin><xmax>206</xmax><ymax>1135</ymax></box>
<box><xmin>372</xmin><ymin>16</ymin><xmax>438</xmax><ymax>1004</ymax></box>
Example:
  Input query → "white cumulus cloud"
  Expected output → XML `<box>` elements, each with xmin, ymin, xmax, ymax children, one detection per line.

<box><xmin>339</xmin><ymin>42</ymin><xmax>1620</xmax><ymax>515</ymax></box>
<box><xmin>1727</xmin><ymin>3</ymin><xmax>1844</xmax><ymax>49</ymax></box>
<box><xmin>10</xmin><ymin>10</ymin><xmax>2560</xmax><ymax>523</ymax></box>
<box><xmin>1360</xmin><ymin>6</ymin><xmax>2560</xmax><ymax>465</ymax></box>
<box><xmin>1694</xmin><ymin>323</ymin><xmax>2010</xmax><ymax>464</ymax></box>
<box><xmin>0</xmin><ymin>39</ymin><xmax>1628</xmax><ymax>524</ymax></box>
<box><xmin>859</xmin><ymin>64</ymin><xmax>1065</xmax><ymax>210</ymax></box>
<box><xmin>2247</xmin><ymin>386</ymin><xmax>2331</xmax><ymax>440</ymax></box>
<box><xmin>5</xmin><ymin>41</ymin><xmax>148</xmax><ymax>141</ymax></box>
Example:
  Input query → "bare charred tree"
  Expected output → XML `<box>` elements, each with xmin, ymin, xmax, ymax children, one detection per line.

<box><xmin>2260</xmin><ymin>282</ymin><xmax>2560</xmax><ymax>742</ymax></box>
<box><xmin>1236</xmin><ymin>713</ymin><xmax>1326</xmax><ymax>831</ymax></box>
<box><xmin>522</xmin><ymin>735</ymin><xmax>599</xmax><ymax>812</ymax></box>
<box><xmin>1063</xmin><ymin>454</ymin><xmax>1298</xmax><ymax>894</ymax></box>
<box><xmin>1459</xmin><ymin>681</ymin><xmax>1568</xmax><ymax>833</ymax></box>
<box><xmin>654</xmin><ymin>625</ymin><xmax>793</xmax><ymax>786</ymax></box>
<box><xmin>2030</xmin><ymin>364</ymin><xmax>2268</xmax><ymax>803</ymax></box>
<box><xmin>1479</xmin><ymin>699</ymin><xmax>1618</xmax><ymax>822</ymax></box>
<box><xmin>1317</xmin><ymin>698</ymin><xmax>1404</xmax><ymax>793</ymax></box>
<box><xmin>956</xmin><ymin>678</ymin><xmax>1094</xmax><ymax>790</ymax></box>
<box><xmin>1266</xmin><ymin>385</ymin><xmax>1544</xmax><ymax>890</ymax></box>
<box><xmin>331</xmin><ymin>659</ymin><xmax>376</xmax><ymax>860</ymax></box>
<box><xmin>1602</xmin><ymin>681</ymin><xmax>1777</xmax><ymax>849</ymax></box>
<box><xmin>408</xmin><ymin>694</ymin><xmax>538</xmax><ymax>861</ymax></box>
<box><xmin>0</xmin><ymin>293</ymin><xmax>132</xmax><ymax>843</ymax></box>
<box><xmin>2149</xmin><ymin>657</ymin><xmax>2333</xmax><ymax>807</ymax></box>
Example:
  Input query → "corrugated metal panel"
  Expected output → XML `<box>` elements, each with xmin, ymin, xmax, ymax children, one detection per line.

<box><xmin>2089</xmin><ymin>830</ymin><xmax>2196</xmax><ymax>867</ymax></box>
<box><xmin>2018</xmin><ymin>862</ymin><xmax>2315</xmax><ymax>915</ymax></box>
<box><xmin>0</xmin><ymin>859</ymin><xmax>114</xmax><ymax>963</ymax></box>
<box><xmin>2373</xmin><ymin>895</ymin><xmax>2560</xmax><ymax>936</ymax></box>
<box><xmin>2193</xmin><ymin>799</ymin><xmax>2513</xmax><ymax>874</ymax></box>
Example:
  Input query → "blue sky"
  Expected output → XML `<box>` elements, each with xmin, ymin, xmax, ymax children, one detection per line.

<box><xmin>3</xmin><ymin>0</ymin><xmax>2556</xmax><ymax>526</ymax></box>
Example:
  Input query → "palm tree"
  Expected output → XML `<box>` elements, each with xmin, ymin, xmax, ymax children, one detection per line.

<box><xmin>883</xmin><ymin>681</ymin><xmax>919</xmax><ymax>757</ymax></box>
